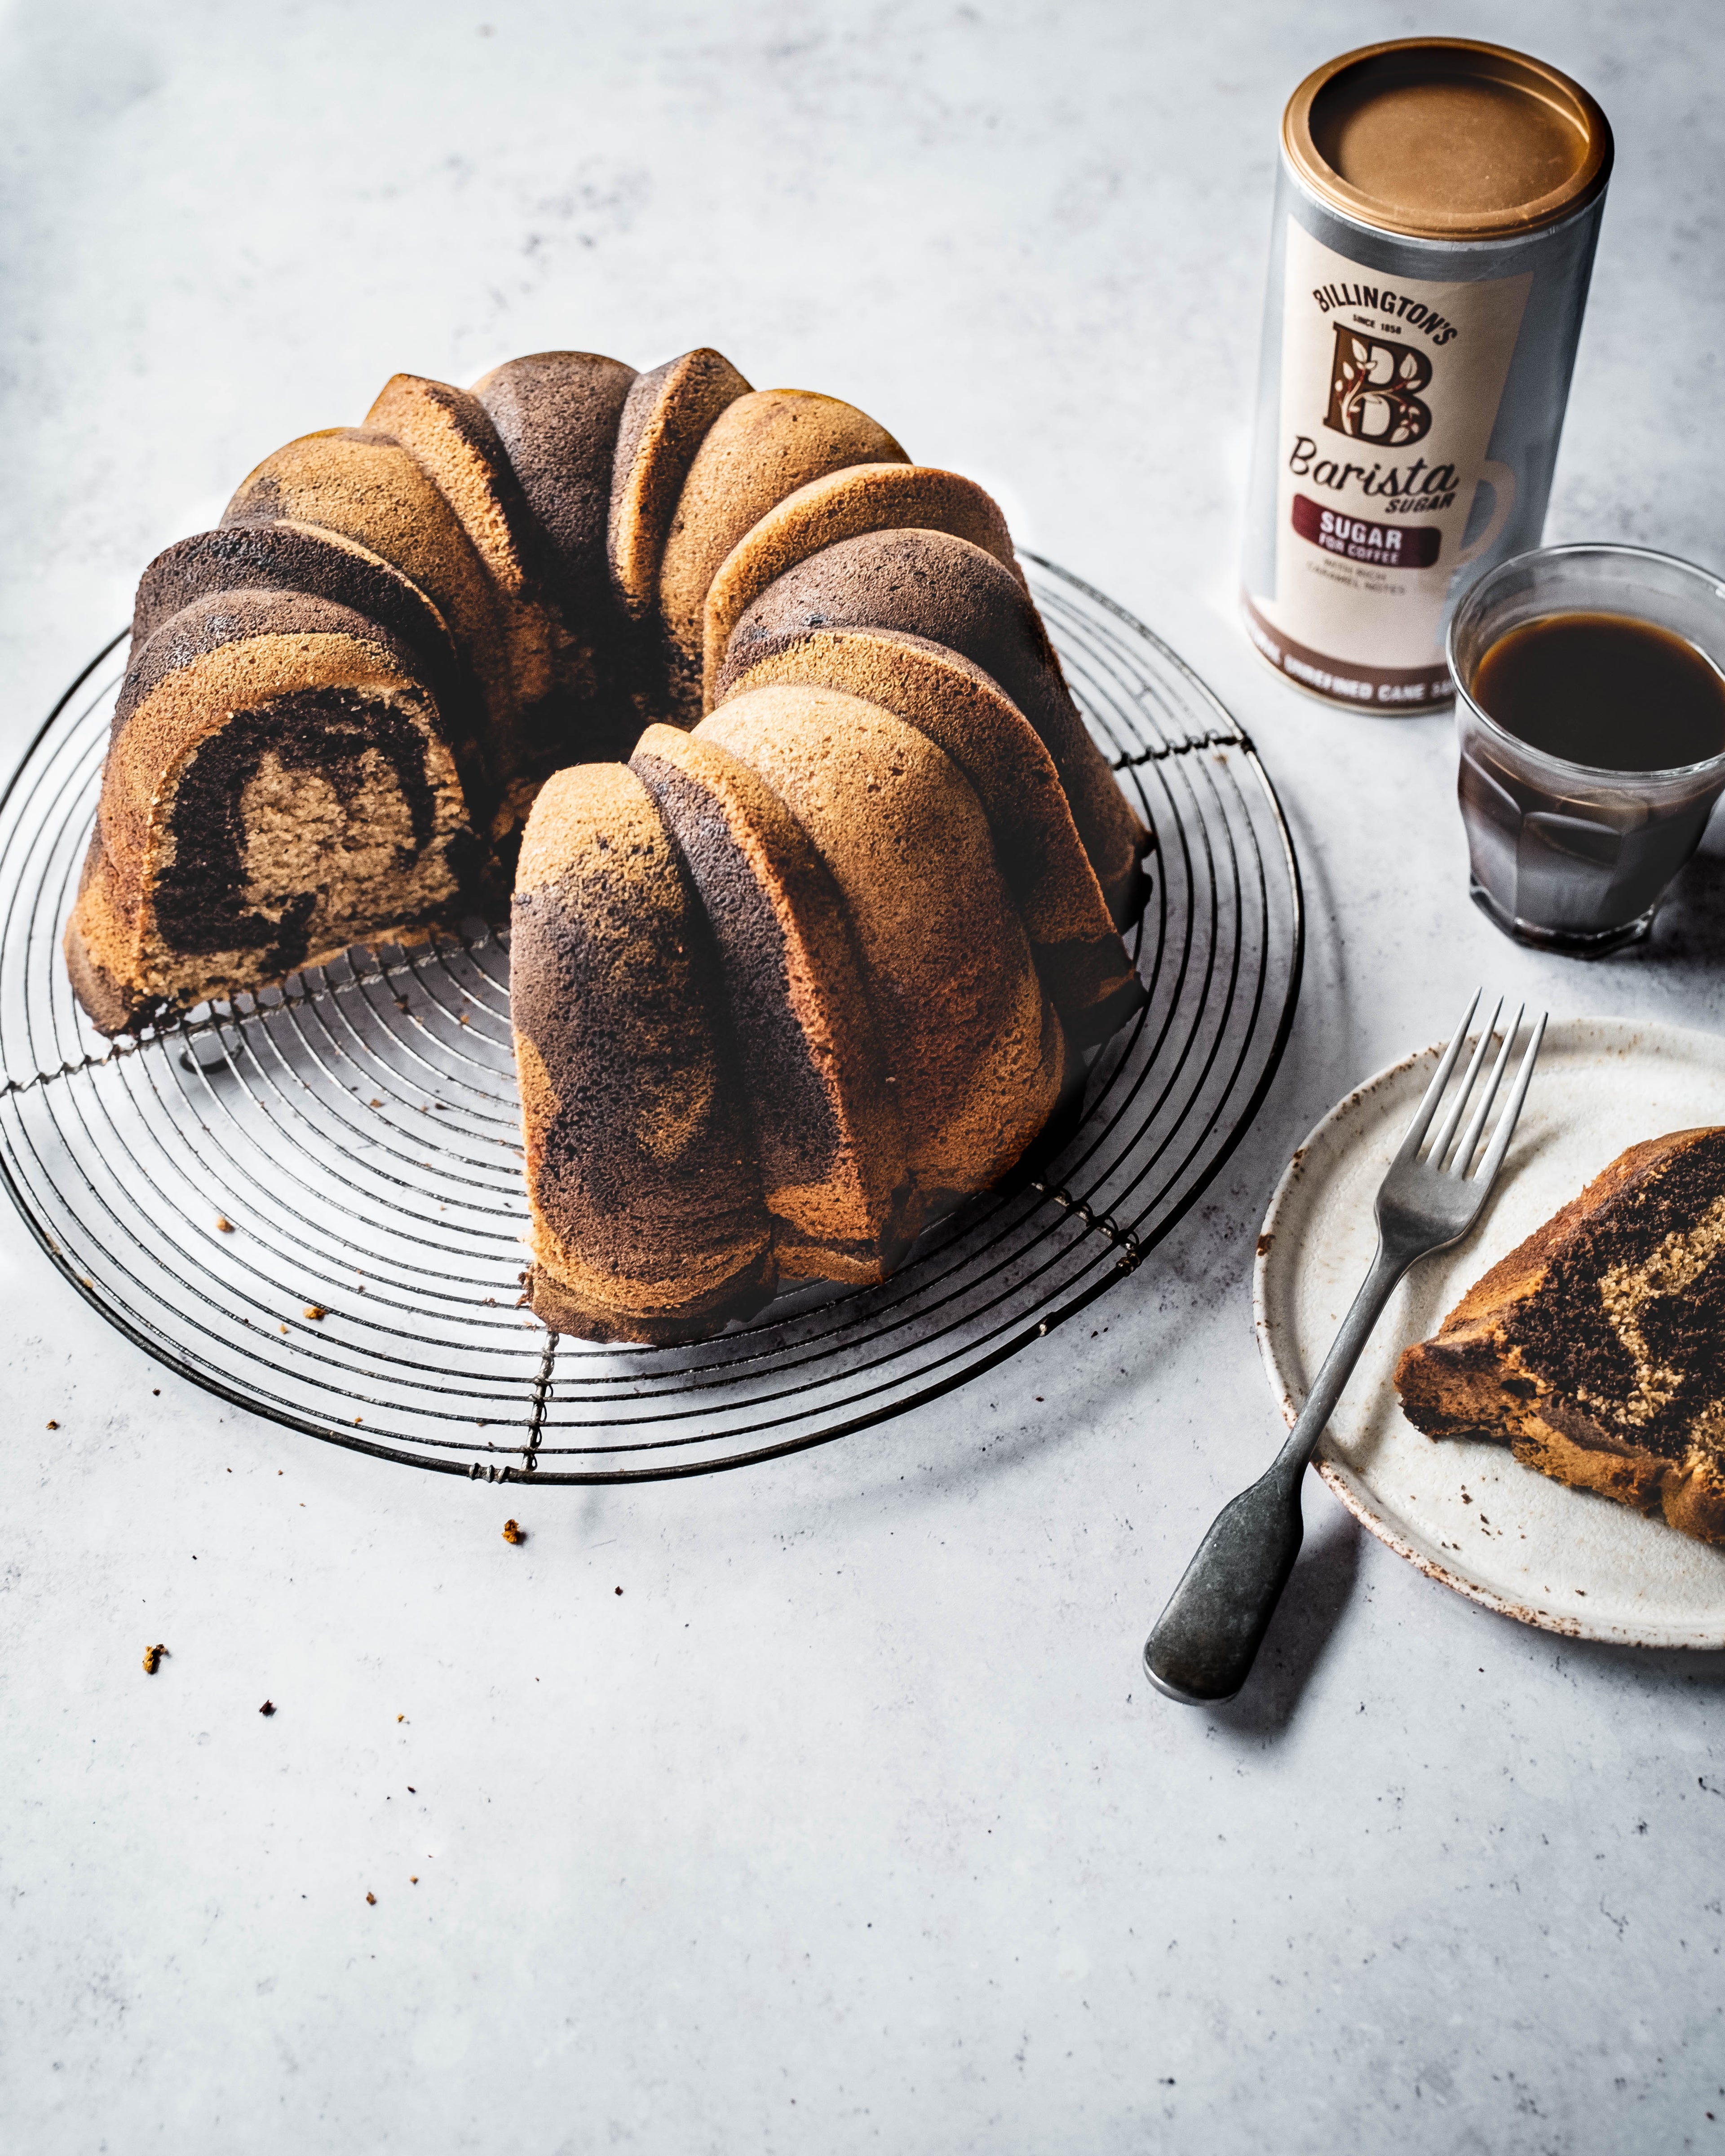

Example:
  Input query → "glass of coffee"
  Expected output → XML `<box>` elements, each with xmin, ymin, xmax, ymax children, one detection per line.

<box><xmin>1448</xmin><ymin>543</ymin><xmax>1725</xmax><ymax>953</ymax></box>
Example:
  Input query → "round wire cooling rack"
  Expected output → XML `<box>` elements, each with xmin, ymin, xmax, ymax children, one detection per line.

<box><xmin>0</xmin><ymin>557</ymin><xmax>1303</xmax><ymax>1484</ymax></box>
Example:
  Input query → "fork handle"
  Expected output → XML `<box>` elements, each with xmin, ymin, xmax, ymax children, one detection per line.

<box><xmin>1143</xmin><ymin>1242</ymin><xmax>1410</xmax><ymax>1704</ymax></box>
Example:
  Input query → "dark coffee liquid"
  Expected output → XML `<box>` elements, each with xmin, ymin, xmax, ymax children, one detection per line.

<box><xmin>1473</xmin><ymin>610</ymin><xmax>1725</xmax><ymax>772</ymax></box>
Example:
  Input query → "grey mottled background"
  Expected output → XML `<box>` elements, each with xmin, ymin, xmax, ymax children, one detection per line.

<box><xmin>3</xmin><ymin>3</ymin><xmax>1723</xmax><ymax>2150</ymax></box>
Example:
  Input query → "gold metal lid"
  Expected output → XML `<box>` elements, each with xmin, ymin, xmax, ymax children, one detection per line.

<box><xmin>1283</xmin><ymin>38</ymin><xmax>1612</xmax><ymax>241</ymax></box>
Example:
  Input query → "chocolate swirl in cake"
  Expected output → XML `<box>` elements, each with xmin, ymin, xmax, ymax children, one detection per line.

<box><xmin>1397</xmin><ymin>1127</ymin><xmax>1725</xmax><ymax>1546</ymax></box>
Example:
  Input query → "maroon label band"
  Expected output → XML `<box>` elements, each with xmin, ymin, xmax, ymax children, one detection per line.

<box><xmin>1240</xmin><ymin>592</ymin><xmax>1453</xmax><ymax>709</ymax></box>
<box><xmin>1291</xmin><ymin>492</ymin><xmax>1442</xmax><ymax>568</ymax></box>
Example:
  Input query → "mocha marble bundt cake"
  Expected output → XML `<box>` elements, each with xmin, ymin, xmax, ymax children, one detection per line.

<box><xmin>1395</xmin><ymin>1128</ymin><xmax>1725</xmax><ymax>1546</ymax></box>
<box><xmin>68</xmin><ymin>343</ymin><xmax>1150</xmax><ymax>1339</ymax></box>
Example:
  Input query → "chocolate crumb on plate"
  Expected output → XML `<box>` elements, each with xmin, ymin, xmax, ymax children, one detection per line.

<box><xmin>259</xmin><ymin>1699</ymin><xmax>275</xmax><ymax>1716</ymax></box>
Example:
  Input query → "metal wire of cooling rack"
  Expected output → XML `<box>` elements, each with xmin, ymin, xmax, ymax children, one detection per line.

<box><xmin>0</xmin><ymin>558</ymin><xmax>1303</xmax><ymax>1483</ymax></box>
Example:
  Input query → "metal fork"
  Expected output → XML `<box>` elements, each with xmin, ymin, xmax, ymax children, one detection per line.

<box><xmin>1143</xmin><ymin>991</ymin><xmax>1547</xmax><ymax>1705</ymax></box>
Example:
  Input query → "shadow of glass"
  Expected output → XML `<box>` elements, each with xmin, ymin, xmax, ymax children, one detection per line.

<box><xmin>1615</xmin><ymin>815</ymin><xmax>1725</xmax><ymax>979</ymax></box>
<box><xmin>1198</xmin><ymin>1496</ymin><xmax>1363</xmax><ymax>1741</ymax></box>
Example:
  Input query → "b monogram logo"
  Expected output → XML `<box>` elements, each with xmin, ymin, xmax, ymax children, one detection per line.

<box><xmin>1323</xmin><ymin>327</ymin><xmax>1433</xmax><ymax>446</ymax></box>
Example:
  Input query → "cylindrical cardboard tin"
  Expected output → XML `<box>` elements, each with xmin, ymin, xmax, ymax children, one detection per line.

<box><xmin>1240</xmin><ymin>39</ymin><xmax>1612</xmax><ymax>711</ymax></box>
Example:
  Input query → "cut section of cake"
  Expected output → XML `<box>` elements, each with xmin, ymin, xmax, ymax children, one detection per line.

<box><xmin>1395</xmin><ymin>1127</ymin><xmax>1725</xmax><ymax>1546</ymax></box>
<box><xmin>65</xmin><ymin>591</ymin><xmax>474</xmax><ymax>1034</ymax></box>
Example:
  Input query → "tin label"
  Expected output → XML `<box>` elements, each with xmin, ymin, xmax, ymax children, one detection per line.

<box><xmin>1246</xmin><ymin>219</ymin><xmax>1530</xmax><ymax>706</ymax></box>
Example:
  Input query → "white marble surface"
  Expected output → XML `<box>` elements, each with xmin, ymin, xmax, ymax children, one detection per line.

<box><xmin>4</xmin><ymin>2</ymin><xmax>1725</xmax><ymax>2149</ymax></box>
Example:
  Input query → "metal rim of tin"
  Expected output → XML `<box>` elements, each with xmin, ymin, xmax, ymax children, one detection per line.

<box><xmin>1283</xmin><ymin>37</ymin><xmax>1613</xmax><ymax>243</ymax></box>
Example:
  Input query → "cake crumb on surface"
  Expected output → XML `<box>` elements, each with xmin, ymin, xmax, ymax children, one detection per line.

<box><xmin>502</xmin><ymin>1518</ymin><xmax>525</xmax><ymax>1544</ymax></box>
<box><xmin>259</xmin><ymin>1700</ymin><xmax>275</xmax><ymax>1716</ymax></box>
<box><xmin>46</xmin><ymin>1419</ymin><xmax>58</xmax><ymax>1429</ymax></box>
<box><xmin>142</xmin><ymin>1644</ymin><xmax>167</xmax><ymax>1674</ymax></box>
<box><xmin>216</xmin><ymin>1216</ymin><xmax>234</xmax><ymax>1233</ymax></box>
<box><xmin>303</xmin><ymin>1305</ymin><xmax>326</xmax><ymax>1321</ymax></box>
<box><xmin>365</xmin><ymin>1891</ymin><xmax>376</xmax><ymax>1905</ymax></box>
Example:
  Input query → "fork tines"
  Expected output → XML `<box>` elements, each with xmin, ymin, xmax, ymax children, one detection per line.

<box><xmin>1397</xmin><ymin>990</ymin><xmax>1548</xmax><ymax>1182</ymax></box>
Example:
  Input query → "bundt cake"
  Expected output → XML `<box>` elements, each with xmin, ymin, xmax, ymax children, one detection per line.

<box><xmin>66</xmin><ymin>345</ymin><xmax>1151</xmax><ymax>1341</ymax></box>
<box><xmin>1395</xmin><ymin>1127</ymin><xmax>1725</xmax><ymax>1546</ymax></box>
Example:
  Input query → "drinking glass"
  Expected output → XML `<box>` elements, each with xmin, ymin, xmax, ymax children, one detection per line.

<box><xmin>1448</xmin><ymin>543</ymin><xmax>1725</xmax><ymax>954</ymax></box>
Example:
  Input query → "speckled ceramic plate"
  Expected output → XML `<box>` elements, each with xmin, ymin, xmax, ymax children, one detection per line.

<box><xmin>1255</xmin><ymin>1015</ymin><xmax>1725</xmax><ymax>1648</ymax></box>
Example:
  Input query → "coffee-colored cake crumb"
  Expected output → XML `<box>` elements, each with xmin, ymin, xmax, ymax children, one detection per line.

<box><xmin>1396</xmin><ymin>1127</ymin><xmax>1725</xmax><ymax>1545</ymax></box>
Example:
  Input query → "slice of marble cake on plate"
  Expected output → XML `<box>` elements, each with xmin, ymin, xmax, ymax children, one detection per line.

<box><xmin>1396</xmin><ymin>1126</ymin><xmax>1725</xmax><ymax>1546</ymax></box>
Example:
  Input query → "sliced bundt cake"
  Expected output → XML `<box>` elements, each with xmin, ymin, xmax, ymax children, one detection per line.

<box><xmin>68</xmin><ymin>342</ymin><xmax>1152</xmax><ymax>1340</ymax></box>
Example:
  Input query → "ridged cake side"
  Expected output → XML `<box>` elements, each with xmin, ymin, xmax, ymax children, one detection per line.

<box><xmin>608</xmin><ymin>347</ymin><xmax>752</xmax><ymax>625</ymax></box>
<box><xmin>699</xmin><ymin>464</ymin><xmax>1023</xmax><ymax>711</ymax></box>
<box><xmin>717</xmin><ymin>527</ymin><xmax>1149</xmax><ymax>927</ymax></box>
<box><xmin>470</xmin><ymin>351</ymin><xmax>643</xmax><ymax>765</ymax></box>
<box><xmin>718</xmin><ymin>625</ymin><xmax>1144</xmax><ymax>1047</ymax></box>
<box><xmin>512</xmin><ymin>762</ymin><xmax>774</xmax><ymax>1343</ymax></box>
<box><xmin>701</xmin><ymin>684</ymin><xmax>1064</xmax><ymax>1211</ymax></box>
<box><xmin>655</xmin><ymin>389</ymin><xmax>907</xmax><ymax>725</ymax></box>
<box><xmin>629</xmin><ymin>723</ymin><xmax>917</xmax><ymax>1283</ymax></box>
